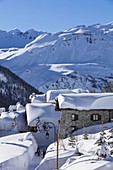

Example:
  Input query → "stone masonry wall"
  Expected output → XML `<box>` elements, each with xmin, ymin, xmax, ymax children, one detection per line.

<box><xmin>59</xmin><ymin>109</ymin><xmax>110</xmax><ymax>137</ymax></box>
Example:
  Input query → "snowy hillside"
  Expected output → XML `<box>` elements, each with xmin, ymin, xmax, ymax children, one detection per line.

<box><xmin>0</xmin><ymin>65</ymin><xmax>40</xmax><ymax>108</ymax></box>
<box><xmin>0</xmin><ymin>28</ymin><xmax>45</xmax><ymax>48</ymax></box>
<box><xmin>0</xmin><ymin>22</ymin><xmax>113</xmax><ymax>92</ymax></box>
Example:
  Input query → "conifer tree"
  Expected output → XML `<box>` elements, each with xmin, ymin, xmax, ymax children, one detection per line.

<box><xmin>108</xmin><ymin>126</ymin><xmax>113</xmax><ymax>154</ymax></box>
<box><xmin>68</xmin><ymin>133</ymin><xmax>76</xmax><ymax>148</ymax></box>
<box><xmin>83</xmin><ymin>127</ymin><xmax>88</xmax><ymax>140</ymax></box>
<box><xmin>95</xmin><ymin>127</ymin><xmax>110</xmax><ymax>159</ymax></box>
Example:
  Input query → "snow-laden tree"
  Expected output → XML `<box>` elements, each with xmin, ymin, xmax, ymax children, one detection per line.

<box><xmin>95</xmin><ymin>129</ymin><xmax>110</xmax><ymax>159</ymax></box>
<box><xmin>95</xmin><ymin>133</ymin><xmax>106</xmax><ymax>146</ymax></box>
<box><xmin>95</xmin><ymin>124</ymin><xmax>106</xmax><ymax>146</ymax></box>
<box><xmin>107</xmin><ymin>126</ymin><xmax>113</xmax><ymax>154</ymax></box>
<box><xmin>108</xmin><ymin>127</ymin><xmax>113</xmax><ymax>148</ymax></box>
<box><xmin>68</xmin><ymin>133</ymin><xmax>76</xmax><ymax>148</ymax></box>
<box><xmin>83</xmin><ymin>127</ymin><xmax>88</xmax><ymax>140</ymax></box>
<box><xmin>68</xmin><ymin>132</ymin><xmax>83</xmax><ymax>155</ymax></box>
<box><xmin>95</xmin><ymin>142</ymin><xmax>110</xmax><ymax>159</ymax></box>
<box><xmin>74</xmin><ymin>143</ymin><xmax>83</xmax><ymax>156</ymax></box>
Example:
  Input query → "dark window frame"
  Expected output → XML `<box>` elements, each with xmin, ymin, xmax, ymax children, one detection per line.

<box><xmin>71</xmin><ymin>126</ymin><xmax>76</xmax><ymax>133</ymax></box>
<box><xmin>91</xmin><ymin>114</ymin><xmax>101</xmax><ymax>121</ymax></box>
<box><xmin>71</xmin><ymin>114</ymin><xmax>78</xmax><ymax>121</ymax></box>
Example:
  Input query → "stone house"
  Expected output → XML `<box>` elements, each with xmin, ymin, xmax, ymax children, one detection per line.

<box><xmin>57</xmin><ymin>93</ymin><xmax>113</xmax><ymax>137</ymax></box>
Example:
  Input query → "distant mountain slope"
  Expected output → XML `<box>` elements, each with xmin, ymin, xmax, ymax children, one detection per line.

<box><xmin>0</xmin><ymin>29</ymin><xmax>45</xmax><ymax>48</ymax></box>
<box><xmin>0</xmin><ymin>65</ymin><xmax>40</xmax><ymax>108</ymax></box>
<box><xmin>0</xmin><ymin>22</ymin><xmax>113</xmax><ymax>92</ymax></box>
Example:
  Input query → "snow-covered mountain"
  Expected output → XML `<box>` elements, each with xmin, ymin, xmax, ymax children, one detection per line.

<box><xmin>0</xmin><ymin>22</ymin><xmax>113</xmax><ymax>92</ymax></box>
<box><xmin>0</xmin><ymin>28</ymin><xmax>45</xmax><ymax>48</ymax></box>
<box><xmin>0</xmin><ymin>65</ymin><xmax>40</xmax><ymax>108</ymax></box>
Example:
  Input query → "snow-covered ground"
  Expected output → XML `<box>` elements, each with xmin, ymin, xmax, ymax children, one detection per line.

<box><xmin>1</xmin><ymin>120</ymin><xmax>113</xmax><ymax>170</ymax></box>
<box><xmin>36</xmin><ymin>122</ymin><xmax>113</xmax><ymax>170</ymax></box>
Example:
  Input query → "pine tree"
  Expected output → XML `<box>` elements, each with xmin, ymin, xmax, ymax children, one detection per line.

<box><xmin>74</xmin><ymin>143</ymin><xmax>83</xmax><ymax>156</ymax></box>
<box><xmin>108</xmin><ymin>126</ymin><xmax>113</xmax><ymax>154</ymax></box>
<box><xmin>95</xmin><ymin>125</ymin><xmax>106</xmax><ymax>146</ymax></box>
<box><xmin>68</xmin><ymin>133</ymin><xmax>76</xmax><ymax>148</ymax></box>
<box><xmin>95</xmin><ymin>129</ymin><xmax>110</xmax><ymax>159</ymax></box>
<box><xmin>83</xmin><ymin>127</ymin><xmax>88</xmax><ymax>140</ymax></box>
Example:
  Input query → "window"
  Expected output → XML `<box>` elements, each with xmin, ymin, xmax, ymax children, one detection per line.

<box><xmin>91</xmin><ymin>114</ymin><xmax>101</xmax><ymax>121</ymax></box>
<box><xmin>71</xmin><ymin>126</ymin><xmax>76</xmax><ymax>133</ymax></box>
<box><xmin>71</xmin><ymin>114</ymin><xmax>78</xmax><ymax>121</ymax></box>
<box><xmin>28</xmin><ymin>126</ymin><xmax>37</xmax><ymax>132</ymax></box>
<box><xmin>110</xmin><ymin>111</ymin><xmax>113</xmax><ymax>120</ymax></box>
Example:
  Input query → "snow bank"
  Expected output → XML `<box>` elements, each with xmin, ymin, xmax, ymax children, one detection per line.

<box><xmin>0</xmin><ymin>132</ymin><xmax>37</xmax><ymax>170</ymax></box>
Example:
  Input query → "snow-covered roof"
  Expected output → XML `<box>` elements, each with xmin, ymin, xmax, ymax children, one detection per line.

<box><xmin>46</xmin><ymin>89</ymin><xmax>88</xmax><ymax>103</ymax></box>
<box><xmin>0</xmin><ymin>110</ymin><xmax>26</xmax><ymax>131</ymax></box>
<box><xmin>8</xmin><ymin>105</ymin><xmax>16</xmax><ymax>111</ymax></box>
<box><xmin>8</xmin><ymin>103</ymin><xmax>25</xmax><ymax>112</ymax></box>
<box><xmin>57</xmin><ymin>93</ymin><xmax>113</xmax><ymax>110</ymax></box>
<box><xmin>30</xmin><ymin>94</ymin><xmax>46</xmax><ymax>103</ymax></box>
<box><xmin>26</xmin><ymin>103</ymin><xmax>61</xmax><ymax>126</ymax></box>
<box><xmin>16</xmin><ymin>102</ymin><xmax>25</xmax><ymax>112</ymax></box>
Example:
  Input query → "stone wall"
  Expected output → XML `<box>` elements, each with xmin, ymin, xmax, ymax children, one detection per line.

<box><xmin>59</xmin><ymin>109</ymin><xmax>111</xmax><ymax>137</ymax></box>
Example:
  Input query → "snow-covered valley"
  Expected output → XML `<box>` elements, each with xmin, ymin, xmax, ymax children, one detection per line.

<box><xmin>0</xmin><ymin>22</ymin><xmax>113</xmax><ymax>92</ymax></box>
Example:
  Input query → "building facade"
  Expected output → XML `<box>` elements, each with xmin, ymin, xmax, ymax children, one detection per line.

<box><xmin>59</xmin><ymin>109</ymin><xmax>113</xmax><ymax>137</ymax></box>
<box><xmin>57</xmin><ymin>93</ymin><xmax>113</xmax><ymax>137</ymax></box>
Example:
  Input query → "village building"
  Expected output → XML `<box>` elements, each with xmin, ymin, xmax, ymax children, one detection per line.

<box><xmin>26</xmin><ymin>89</ymin><xmax>88</xmax><ymax>132</ymax></box>
<box><xmin>26</xmin><ymin>102</ymin><xmax>61</xmax><ymax>131</ymax></box>
<box><xmin>26</xmin><ymin>102</ymin><xmax>61</xmax><ymax>147</ymax></box>
<box><xmin>0</xmin><ymin>103</ymin><xmax>27</xmax><ymax>133</ymax></box>
<box><xmin>57</xmin><ymin>93</ymin><xmax>113</xmax><ymax>138</ymax></box>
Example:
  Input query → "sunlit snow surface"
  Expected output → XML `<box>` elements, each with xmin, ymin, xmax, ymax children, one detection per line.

<box><xmin>0</xmin><ymin>132</ymin><xmax>37</xmax><ymax>170</ymax></box>
<box><xmin>36</xmin><ymin>123</ymin><xmax>113</xmax><ymax>170</ymax></box>
<box><xmin>57</xmin><ymin>93</ymin><xmax>113</xmax><ymax>110</ymax></box>
<box><xmin>1</xmin><ymin>22</ymin><xmax>113</xmax><ymax>92</ymax></box>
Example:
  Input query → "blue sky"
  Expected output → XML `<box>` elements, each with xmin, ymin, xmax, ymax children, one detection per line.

<box><xmin>0</xmin><ymin>0</ymin><xmax>113</xmax><ymax>32</ymax></box>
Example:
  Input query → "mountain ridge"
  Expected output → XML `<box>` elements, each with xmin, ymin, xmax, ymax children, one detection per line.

<box><xmin>0</xmin><ymin>28</ymin><xmax>46</xmax><ymax>48</ymax></box>
<box><xmin>0</xmin><ymin>22</ymin><xmax>113</xmax><ymax>92</ymax></box>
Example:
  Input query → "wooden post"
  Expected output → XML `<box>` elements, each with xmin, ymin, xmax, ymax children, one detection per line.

<box><xmin>56</xmin><ymin>130</ymin><xmax>59</xmax><ymax>170</ymax></box>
